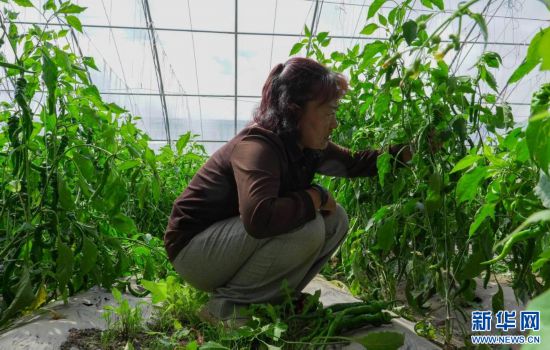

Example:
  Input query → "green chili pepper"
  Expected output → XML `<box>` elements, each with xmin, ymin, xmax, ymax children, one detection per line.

<box><xmin>336</xmin><ymin>303</ymin><xmax>388</xmax><ymax>317</ymax></box>
<box><xmin>482</xmin><ymin>228</ymin><xmax>542</xmax><ymax>265</ymax></box>
<box><xmin>90</xmin><ymin>159</ymin><xmax>111</xmax><ymax>201</ymax></box>
<box><xmin>327</xmin><ymin>300</ymin><xmax>388</xmax><ymax>313</ymax></box>
<box><xmin>57</xmin><ymin>135</ymin><xmax>69</xmax><ymax>157</ymax></box>
<box><xmin>14</xmin><ymin>77</ymin><xmax>32</xmax><ymax>139</ymax></box>
<box><xmin>337</xmin><ymin>311</ymin><xmax>392</xmax><ymax>331</ymax></box>
<box><xmin>51</xmin><ymin>174</ymin><xmax>59</xmax><ymax>209</ymax></box>
<box><xmin>326</xmin><ymin>301</ymin><xmax>369</xmax><ymax>313</ymax></box>
<box><xmin>325</xmin><ymin>312</ymin><xmax>345</xmax><ymax>338</ymax></box>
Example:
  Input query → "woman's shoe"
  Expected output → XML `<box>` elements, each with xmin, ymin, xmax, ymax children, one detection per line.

<box><xmin>197</xmin><ymin>299</ymin><xmax>250</xmax><ymax>329</ymax></box>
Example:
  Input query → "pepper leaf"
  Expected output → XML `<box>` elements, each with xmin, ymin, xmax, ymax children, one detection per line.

<box><xmin>360</xmin><ymin>23</ymin><xmax>379</xmax><ymax>36</ymax></box>
<box><xmin>14</xmin><ymin>0</ymin><xmax>33</xmax><ymax>7</ymax></box>
<box><xmin>56</xmin><ymin>240</ymin><xmax>74</xmax><ymax>298</ymax></box>
<box><xmin>402</xmin><ymin>20</ymin><xmax>418</xmax><ymax>45</ymax></box>
<box><xmin>368</xmin><ymin>0</ymin><xmax>387</xmax><ymax>19</ymax></box>
<box><xmin>290</xmin><ymin>42</ymin><xmax>304</xmax><ymax>55</ymax></box>
<box><xmin>81</xmin><ymin>236</ymin><xmax>98</xmax><ymax>275</ymax></box>
<box><xmin>65</xmin><ymin>15</ymin><xmax>83</xmax><ymax>32</ymax></box>
<box><xmin>456</xmin><ymin>166</ymin><xmax>489</xmax><ymax>204</ymax></box>
<box><xmin>354</xmin><ymin>331</ymin><xmax>405</xmax><ymax>350</ymax></box>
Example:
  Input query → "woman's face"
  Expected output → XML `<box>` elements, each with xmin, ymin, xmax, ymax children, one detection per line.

<box><xmin>297</xmin><ymin>99</ymin><xmax>339</xmax><ymax>150</ymax></box>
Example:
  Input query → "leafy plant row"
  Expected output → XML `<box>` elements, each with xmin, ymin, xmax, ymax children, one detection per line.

<box><xmin>293</xmin><ymin>0</ymin><xmax>550</xmax><ymax>343</ymax></box>
<box><xmin>0</xmin><ymin>0</ymin><xmax>206</xmax><ymax>326</ymax></box>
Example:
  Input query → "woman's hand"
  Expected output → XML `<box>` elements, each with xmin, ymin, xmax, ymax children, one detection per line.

<box><xmin>320</xmin><ymin>192</ymin><xmax>337</xmax><ymax>217</ymax></box>
<box><xmin>427</xmin><ymin>128</ymin><xmax>444</xmax><ymax>154</ymax></box>
<box><xmin>399</xmin><ymin>145</ymin><xmax>413</xmax><ymax>163</ymax></box>
<box><xmin>400</xmin><ymin>128</ymin><xmax>444</xmax><ymax>164</ymax></box>
<box><xmin>306</xmin><ymin>187</ymin><xmax>337</xmax><ymax>216</ymax></box>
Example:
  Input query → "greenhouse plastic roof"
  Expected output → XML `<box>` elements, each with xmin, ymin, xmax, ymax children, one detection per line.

<box><xmin>1</xmin><ymin>0</ymin><xmax>549</xmax><ymax>153</ymax></box>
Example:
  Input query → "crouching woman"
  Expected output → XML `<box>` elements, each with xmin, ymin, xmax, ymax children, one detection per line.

<box><xmin>164</xmin><ymin>57</ymin><xmax>411</xmax><ymax>324</ymax></box>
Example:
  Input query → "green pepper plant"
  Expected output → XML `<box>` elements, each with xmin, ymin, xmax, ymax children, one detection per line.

<box><xmin>292</xmin><ymin>0</ymin><xmax>550</xmax><ymax>343</ymax></box>
<box><xmin>0</xmin><ymin>0</ymin><xmax>206</xmax><ymax>326</ymax></box>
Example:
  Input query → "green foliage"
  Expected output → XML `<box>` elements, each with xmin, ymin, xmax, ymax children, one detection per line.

<box><xmin>0</xmin><ymin>0</ymin><xmax>206</xmax><ymax>326</ymax></box>
<box><xmin>527</xmin><ymin>125</ymin><xmax>550</xmax><ymax>165</ymax></box>
<box><xmin>0</xmin><ymin>268</ymin><xmax>34</xmax><ymax>324</ymax></box>
<box><xmin>144</xmin><ymin>276</ymin><xmax>208</xmax><ymax>329</ymax></box>
<box><xmin>368</xmin><ymin>0</ymin><xmax>387</xmax><ymax>19</ymax></box>
<box><xmin>65</xmin><ymin>15</ymin><xmax>83</xmax><ymax>32</ymax></box>
<box><xmin>55</xmin><ymin>239</ymin><xmax>74</xmax><ymax>299</ymax></box>
<box><xmin>102</xmin><ymin>288</ymin><xmax>146</xmax><ymax>346</ymax></box>
<box><xmin>469</xmin><ymin>203</ymin><xmax>495</xmax><ymax>237</ymax></box>
<box><xmin>100</xmin><ymin>277</ymin><xmax>393</xmax><ymax>349</ymax></box>
<box><xmin>508</xmin><ymin>28</ymin><xmax>550</xmax><ymax>83</ymax></box>
<box><xmin>353</xmin><ymin>331</ymin><xmax>404</xmax><ymax>350</ymax></box>
<box><xmin>1</xmin><ymin>1</ymin><xmax>549</xmax><ymax>347</ymax></box>
<box><xmin>291</xmin><ymin>0</ymin><xmax>550</xmax><ymax>344</ymax></box>
<box><xmin>13</xmin><ymin>0</ymin><xmax>32</xmax><ymax>7</ymax></box>
<box><xmin>535</xmin><ymin>172</ymin><xmax>550</xmax><ymax>209</ymax></box>
<box><xmin>402</xmin><ymin>20</ymin><xmax>418</xmax><ymax>45</ymax></box>
<box><xmin>360</xmin><ymin>23</ymin><xmax>379</xmax><ymax>36</ymax></box>
<box><xmin>522</xmin><ymin>288</ymin><xmax>549</xmax><ymax>350</ymax></box>
<box><xmin>540</xmin><ymin>0</ymin><xmax>550</xmax><ymax>10</ymax></box>
<box><xmin>455</xmin><ymin>166</ymin><xmax>489</xmax><ymax>204</ymax></box>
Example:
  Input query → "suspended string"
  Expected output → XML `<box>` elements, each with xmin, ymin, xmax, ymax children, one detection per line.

<box><xmin>335</xmin><ymin>1</ymin><xmax>347</xmax><ymax>52</ymax></box>
<box><xmin>492</xmin><ymin>1</ymin><xmax>549</xmax><ymax>106</ymax></box>
<box><xmin>303</xmin><ymin>0</ymin><xmax>315</xmax><ymax>39</ymax></box>
<box><xmin>99</xmin><ymin>0</ymin><xmax>138</xmax><ymax>113</ymax></box>
<box><xmin>155</xmin><ymin>37</ymin><xmax>194</xmax><ymax>137</ymax></box>
<box><xmin>314</xmin><ymin>0</ymin><xmax>325</xmax><ymax>35</ymax></box>
<box><xmin>451</xmin><ymin>0</ymin><xmax>500</xmax><ymax>72</ymax></box>
<box><xmin>269</xmin><ymin>0</ymin><xmax>279</xmax><ymax>70</ymax></box>
<box><xmin>186</xmin><ymin>0</ymin><xmax>204</xmax><ymax>138</ymax></box>
<box><xmin>349</xmin><ymin>0</ymin><xmax>367</xmax><ymax>50</ymax></box>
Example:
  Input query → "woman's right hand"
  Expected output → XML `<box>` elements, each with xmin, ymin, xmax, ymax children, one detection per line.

<box><xmin>320</xmin><ymin>192</ymin><xmax>336</xmax><ymax>217</ymax></box>
<box><xmin>306</xmin><ymin>188</ymin><xmax>336</xmax><ymax>216</ymax></box>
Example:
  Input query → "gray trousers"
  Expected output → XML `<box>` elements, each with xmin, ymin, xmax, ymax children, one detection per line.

<box><xmin>171</xmin><ymin>204</ymin><xmax>349</xmax><ymax>313</ymax></box>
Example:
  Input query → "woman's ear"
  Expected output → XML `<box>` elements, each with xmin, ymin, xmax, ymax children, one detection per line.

<box><xmin>288</xmin><ymin>102</ymin><xmax>302</xmax><ymax>113</ymax></box>
<box><xmin>288</xmin><ymin>102</ymin><xmax>304</xmax><ymax>123</ymax></box>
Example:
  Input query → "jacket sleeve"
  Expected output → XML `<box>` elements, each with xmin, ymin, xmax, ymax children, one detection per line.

<box><xmin>316</xmin><ymin>142</ymin><xmax>408</xmax><ymax>178</ymax></box>
<box><xmin>230</xmin><ymin>137</ymin><xmax>317</xmax><ymax>238</ymax></box>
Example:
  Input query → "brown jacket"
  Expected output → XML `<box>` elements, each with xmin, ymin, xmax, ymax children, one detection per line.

<box><xmin>164</xmin><ymin>123</ymin><xmax>405</xmax><ymax>261</ymax></box>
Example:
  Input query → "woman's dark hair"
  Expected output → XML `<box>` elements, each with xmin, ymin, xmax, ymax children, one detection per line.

<box><xmin>252</xmin><ymin>57</ymin><xmax>348</xmax><ymax>140</ymax></box>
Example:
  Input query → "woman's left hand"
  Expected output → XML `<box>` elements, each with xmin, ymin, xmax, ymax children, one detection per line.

<box><xmin>427</xmin><ymin>128</ymin><xmax>444</xmax><ymax>154</ymax></box>
<box><xmin>400</xmin><ymin>145</ymin><xmax>413</xmax><ymax>163</ymax></box>
<box><xmin>401</xmin><ymin>128</ymin><xmax>444</xmax><ymax>163</ymax></box>
<box><xmin>320</xmin><ymin>192</ymin><xmax>337</xmax><ymax>217</ymax></box>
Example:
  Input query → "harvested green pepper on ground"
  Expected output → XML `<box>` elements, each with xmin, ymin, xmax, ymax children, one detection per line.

<box><xmin>245</xmin><ymin>296</ymin><xmax>395</xmax><ymax>347</ymax></box>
